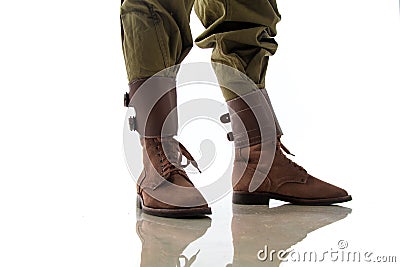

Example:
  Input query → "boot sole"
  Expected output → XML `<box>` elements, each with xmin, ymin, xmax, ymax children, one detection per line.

<box><xmin>137</xmin><ymin>195</ymin><xmax>212</xmax><ymax>218</ymax></box>
<box><xmin>233</xmin><ymin>191</ymin><xmax>352</xmax><ymax>206</ymax></box>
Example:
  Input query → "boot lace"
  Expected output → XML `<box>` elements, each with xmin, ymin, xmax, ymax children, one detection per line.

<box><xmin>278</xmin><ymin>139</ymin><xmax>307</xmax><ymax>173</ymax></box>
<box><xmin>153</xmin><ymin>137</ymin><xmax>201</xmax><ymax>179</ymax></box>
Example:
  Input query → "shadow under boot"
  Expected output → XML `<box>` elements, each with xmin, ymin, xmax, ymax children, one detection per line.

<box><xmin>136</xmin><ymin>210</ymin><xmax>212</xmax><ymax>267</ymax></box>
<box><xmin>228</xmin><ymin>204</ymin><xmax>352</xmax><ymax>266</ymax></box>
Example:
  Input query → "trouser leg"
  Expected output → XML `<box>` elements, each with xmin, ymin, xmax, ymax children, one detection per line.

<box><xmin>121</xmin><ymin>1</ymin><xmax>212</xmax><ymax>218</ymax></box>
<box><xmin>195</xmin><ymin>0</ymin><xmax>283</xmax><ymax>136</ymax></box>
<box><xmin>194</xmin><ymin>0</ymin><xmax>281</xmax><ymax>100</ymax></box>
<box><xmin>120</xmin><ymin>0</ymin><xmax>195</xmax><ymax>82</ymax></box>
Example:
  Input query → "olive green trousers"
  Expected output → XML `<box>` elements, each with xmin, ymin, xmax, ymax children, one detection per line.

<box><xmin>120</xmin><ymin>0</ymin><xmax>281</xmax><ymax>101</ymax></box>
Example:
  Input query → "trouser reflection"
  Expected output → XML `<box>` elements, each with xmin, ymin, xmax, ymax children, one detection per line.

<box><xmin>136</xmin><ymin>205</ymin><xmax>351</xmax><ymax>266</ymax></box>
<box><xmin>120</xmin><ymin>0</ymin><xmax>281</xmax><ymax>100</ymax></box>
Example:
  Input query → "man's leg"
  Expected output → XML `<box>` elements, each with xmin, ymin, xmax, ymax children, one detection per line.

<box><xmin>195</xmin><ymin>0</ymin><xmax>352</xmax><ymax>205</ymax></box>
<box><xmin>121</xmin><ymin>0</ymin><xmax>211</xmax><ymax>217</ymax></box>
<box><xmin>194</xmin><ymin>0</ymin><xmax>280</xmax><ymax>100</ymax></box>
<box><xmin>121</xmin><ymin>0</ymin><xmax>195</xmax><ymax>82</ymax></box>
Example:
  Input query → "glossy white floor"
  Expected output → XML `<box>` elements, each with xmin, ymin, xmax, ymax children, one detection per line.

<box><xmin>0</xmin><ymin>1</ymin><xmax>399</xmax><ymax>266</ymax></box>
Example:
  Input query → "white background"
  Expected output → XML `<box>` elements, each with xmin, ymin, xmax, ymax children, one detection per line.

<box><xmin>0</xmin><ymin>1</ymin><xmax>399</xmax><ymax>266</ymax></box>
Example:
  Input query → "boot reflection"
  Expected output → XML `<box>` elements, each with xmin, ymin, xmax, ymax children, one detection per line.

<box><xmin>136</xmin><ymin>209</ymin><xmax>211</xmax><ymax>267</ymax></box>
<box><xmin>229</xmin><ymin>204</ymin><xmax>352</xmax><ymax>266</ymax></box>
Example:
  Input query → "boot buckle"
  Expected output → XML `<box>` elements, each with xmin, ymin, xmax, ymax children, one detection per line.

<box><xmin>128</xmin><ymin>116</ymin><xmax>136</xmax><ymax>131</ymax></box>
<box><xmin>124</xmin><ymin>92</ymin><xmax>130</xmax><ymax>107</ymax></box>
<box><xmin>220</xmin><ymin>113</ymin><xmax>234</xmax><ymax>141</ymax></box>
<box><xmin>220</xmin><ymin>113</ymin><xmax>230</xmax><ymax>123</ymax></box>
<box><xmin>227</xmin><ymin>132</ymin><xmax>234</xmax><ymax>141</ymax></box>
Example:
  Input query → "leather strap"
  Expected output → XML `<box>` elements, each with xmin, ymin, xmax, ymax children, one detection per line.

<box><xmin>221</xmin><ymin>88</ymin><xmax>283</xmax><ymax>146</ymax></box>
<box><xmin>124</xmin><ymin>76</ymin><xmax>178</xmax><ymax>137</ymax></box>
<box><xmin>224</xmin><ymin>90</ymin><xmax>275</xmax><ymax>148</ymax></box>
<box><xmin>259</xmin><ymin>88</ymin><xmax>283</xmax><ymax>137</ymax></box>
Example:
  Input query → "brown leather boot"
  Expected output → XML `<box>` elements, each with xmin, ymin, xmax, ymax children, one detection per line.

<box><xmin>223</xmin><ymin>89</ymin><xmax>352</xmax><ymax>205</ymax></box>
<box><xmin>125</xmin><ymin>77</ymin><xmax>211</xmax><ymax>217</ymax></box>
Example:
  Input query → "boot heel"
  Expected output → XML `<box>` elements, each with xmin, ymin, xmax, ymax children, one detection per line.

<box><xmin>136</xmin><ymin>195</ymin><xmax>143</xmax><ymax>209</ymax></box>
<box><xmin>232</xmin><ymin>192</ymin><xmax>270</xmax><ymax>205</ymax></box>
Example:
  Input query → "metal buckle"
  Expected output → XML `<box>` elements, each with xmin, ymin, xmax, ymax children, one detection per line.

<box><xmin>227</xmin><ymin>132</ymin><xmax>234</xmax><ymax>141</ymax></box>
<box><xmin>124</xmin><ymin>92</ymin><xmax>130</xmax><ymax>107</ymax></box>
<box><xmin>128</xmin><ymin>116</ymin><xmax>136</xmax><ymax>131</ymax></box>
<box><xmin>220</xmin><ymin>113</ymin><xmax>230</xmax><ymax>123</ymax></box>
